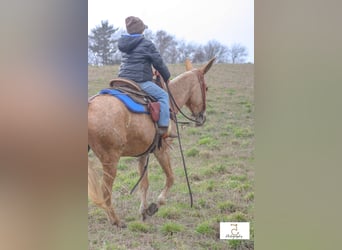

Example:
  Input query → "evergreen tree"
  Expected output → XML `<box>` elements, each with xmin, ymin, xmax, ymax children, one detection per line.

<box><xmin>88</xmin><ymin>20</ymin><xmax>118</xmax><ymax>65</ymax></box>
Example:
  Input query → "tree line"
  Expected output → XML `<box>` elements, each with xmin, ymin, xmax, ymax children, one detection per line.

<box><xmin>88</xmin><ymin>20</ymin><xmax>249</xmax><ymax>65</ymax></box>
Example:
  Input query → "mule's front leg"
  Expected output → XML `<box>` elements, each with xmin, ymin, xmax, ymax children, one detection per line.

<box><xmin>137</xmin><ymin>156</ymin><xmax>149</xmax><ymax>220</ymax></box>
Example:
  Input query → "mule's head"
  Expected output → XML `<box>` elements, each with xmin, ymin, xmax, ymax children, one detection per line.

<box><xmin>185</xmin><ymin>58</ymin><xmax>215</xmax><ymax>126</ymax></box>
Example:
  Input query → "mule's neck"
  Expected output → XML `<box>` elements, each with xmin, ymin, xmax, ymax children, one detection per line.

<box><xmin>168</xmin><ymin>71</ymin><xmax>197</xmax><ymax>114</ymax></box>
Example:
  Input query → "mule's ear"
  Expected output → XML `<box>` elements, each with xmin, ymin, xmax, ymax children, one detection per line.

<box><xmin>201</xmin><ymin>57</ymin><xmax>215</xmax><ymax>75</ymax></box>
<box><xmin>185</xmin><ymin>58</ymin><xmax>193</xmax><ymax>71</ymax></box>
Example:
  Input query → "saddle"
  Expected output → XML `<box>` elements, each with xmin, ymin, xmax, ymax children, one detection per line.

<box><xmin>109</xmin><ymin>78</ymin><xmax>157</xmax><ymax>103</ymax></box>
<box><xmin>106</xmin><ymin>78</ymin><xmax>160</xmax><ymax>123</ymax></box>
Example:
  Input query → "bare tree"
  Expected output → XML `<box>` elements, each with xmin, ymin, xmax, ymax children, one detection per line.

<box><xmin>152</xmin><ymin>30</ymin><xmax>178</xmax><ymax>63</ymax></box>
<box><xmin>229</xmin><ymin>43</ymin><xmax>248</xmax><ymax>63</ymax></box>
<box><xmin>177</xmin><ymin>40</ymin><xmax>197</xmax><ymax>63</ymax></box>
<box><xmin>167</xmin><ymin>45</ymin><xmax>179</xmax><ymax>64</ymax></box>
<box><xmin>192</xmin><ymin>45</ymin><xmax>206</xmax><ymax>63</ymax></box>
<box><xmin>143</xmin><ymin>29</ymin><xmax>154</xmax><ymax>41</ymax></box>
<box><xmin>203</xmin><ymin>40</ymin><xmax>229</xmax><ymax>63</ymax></box>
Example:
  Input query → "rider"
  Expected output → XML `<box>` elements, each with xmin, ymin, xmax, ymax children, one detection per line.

<box><xmin>118</xmin><ymin>16</ymin><xmax>176</xmax><ymax>138</ymax></box>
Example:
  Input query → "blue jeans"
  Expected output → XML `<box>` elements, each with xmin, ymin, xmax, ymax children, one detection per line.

<box><xmin>139</xmin><ymin>81</ymin><xmax>170</xmax><ymax>127</ymax></box>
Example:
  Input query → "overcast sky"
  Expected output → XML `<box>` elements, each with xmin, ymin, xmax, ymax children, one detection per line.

<box><xmin>88</xmin><ymin>0</ymin><xmax>254</xmax><ymax>62</ymax></box>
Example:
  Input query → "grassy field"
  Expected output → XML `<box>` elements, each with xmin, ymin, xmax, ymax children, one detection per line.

<box><xmin>88</xmin><ymin>63</ymin><xmax>254</xmax><ymax>250</ymax></box>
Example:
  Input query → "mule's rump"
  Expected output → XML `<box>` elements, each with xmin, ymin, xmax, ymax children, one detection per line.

<box><xmin>88</xmin><ymin>95</ymin><xmax>155</xmax><ymax>157</ymax></box>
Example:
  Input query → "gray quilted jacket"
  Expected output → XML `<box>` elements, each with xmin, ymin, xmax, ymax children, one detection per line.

<box><xmin>118</xmin><ymin>34</ymin><xmax>170</xmax><ymax>83</ymax></box>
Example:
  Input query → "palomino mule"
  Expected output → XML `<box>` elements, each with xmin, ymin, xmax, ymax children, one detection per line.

<box><xmin>88</xmin><ymin>58</ymin><xmax>215</xmax><ymax>227</ymax></box>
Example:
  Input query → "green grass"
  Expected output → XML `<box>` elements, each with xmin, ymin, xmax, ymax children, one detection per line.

<box><xmin>218</xmin><ymin>201</ymin><xmax>237</xmax><ymax>213</ymax></box>
<box><xmin>157</xmin><ymin>206</ymin><xmax>181</xmax><ymax>219</ymax></box>
<box><xmin>227</xmin><ymin>212</ymin><xmax>248</xmax><ymax>222</ymax></box>
<box><xmin>226</xmin><ymin>179</ymin><xmax>241</xmax><ymax>189</ymax></box>
<box><xmin>88</xmin><ymin>63</ymin><xmax>254</xmax><ymax>250</ymax></box>
<box><xmin>127</xmin><ymin>221</ymin><xmax>151</xmax><ymax>233</ymax></box>
<box><xmin>228</xmin><ymin>240</ymin><xmax>242</xmax><ymax>249</ymax></box>
<box><xmin>198</xmin><ymin>136</ymin><xmax>217</xmax><ymax>145</ymax></box>
<box><xmin>230</xmin><ymin>174</ymin><xmax>248</xmax><ymax>182</ymax></box>
<box><xmin>185</xmin><ymin>147</ymin><xmax>200</xmax><ymax>157</ymax></box>
<box><xmin>195</xmin><ymin>221</ymin><xmax>215</xmax><ymax>235</ymax></box>
<box><xmin>245</xmin><ymin>191</ymin><xmax>254</xmax><ymax>201</ymax></box>
<box><xmin>213</xmin><ymin>164</ymin><xmax>227</xmax><ymax>173</ymax></box>
<box><xmin>233</xmin><ymin>127</ymin><xmax>253</xmax><ymax>138</ymax></box>
<box><xmin>161</xmin><ymin>222</ymin><xmax>184</xmax><ymax>235</ymax></box>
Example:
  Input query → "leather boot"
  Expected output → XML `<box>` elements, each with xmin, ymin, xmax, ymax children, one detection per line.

<box><xmin>158</xmin><ymin>127</ymin><xmax>168</xmax><ymax>137</ymax></box>
<box><xmin>158</xmin><ymin>123</ymin><xmax>178</xmax><ymax>138</ymax></box>
<box><xmin>169</xmin><ymin>120</ymin><xmax>178</xmax><ymax>138</ymax></box>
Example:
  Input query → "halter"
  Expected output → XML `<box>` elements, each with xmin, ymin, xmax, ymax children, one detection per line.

<box><xmin>196</xmin><ymin>69</ymin><xmax>207</xmax><ymax>113</ymax></box>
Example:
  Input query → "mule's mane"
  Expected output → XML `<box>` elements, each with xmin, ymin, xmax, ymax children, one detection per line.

<box><xmin>169</xmin><ymin>70</ymin><xmax>199</xmax><ymax>87</ymax></box>
<box><xmin>170</xmin><ymin>70</ymin><xmax>192</xmax><ymax>82</ymax></box>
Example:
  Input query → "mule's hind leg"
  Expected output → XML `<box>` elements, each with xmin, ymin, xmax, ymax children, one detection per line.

<box><xmin>101</xmin><ymin>158</ymin><xmax>126</xmax><ymax>228</ymax></box>
<box><xmin>154</xmin><ymin>143</ymin><xmax>174</xmax><ymax>208</ymax></box>
<box><xmin>137</xmin><ymin>155</ymin><xmax>150</xmax><ymax>220</ymax></box>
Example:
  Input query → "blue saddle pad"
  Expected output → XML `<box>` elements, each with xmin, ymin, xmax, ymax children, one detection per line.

<box><xmin>99</xmin><ymin>88</ymin><xmax>148</xmax><ymax>114</ymax></box>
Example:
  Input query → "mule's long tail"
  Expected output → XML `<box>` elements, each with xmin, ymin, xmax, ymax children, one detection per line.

<box><xmin>88</xmin><ymin>158</ymin><xmax>108</xmax><ymax>209</ymax></box>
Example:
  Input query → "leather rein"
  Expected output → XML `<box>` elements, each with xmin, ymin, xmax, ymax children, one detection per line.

<box><xmin>164</xmin><ymin>69</ymin><xmax>207</xmax><ymax>208</ymax></box>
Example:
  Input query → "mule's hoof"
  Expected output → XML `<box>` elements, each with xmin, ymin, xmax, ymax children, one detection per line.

<box><xmin>141</xmin><ymin>212</ymin><xmax>147</xmax><ymax>221</ymax></box>
<box><xmin>114</xmin><ymin>221</ymin><xmax>127</xmax><ymax>228</ymax></box>
<box><xmin>146</xmin><ymin>202</ymin><xmax>159</xmax><ymax>216</ymax></box>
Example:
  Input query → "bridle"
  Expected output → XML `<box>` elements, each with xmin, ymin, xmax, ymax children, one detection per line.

<box><xmin>197</xmin><ymin>69</ymin><xmax>207</xmax><ymax>112</ymax></box>
<box><xmin>167</xmin><ymin>69</ymin><xmax>207</xmax><ymax>125</ymax></box>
